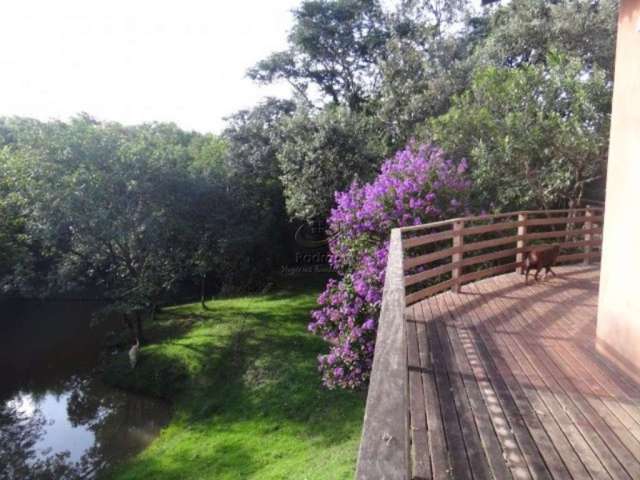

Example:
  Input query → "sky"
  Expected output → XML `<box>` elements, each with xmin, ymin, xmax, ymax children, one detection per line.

<box><xmin>0</xmin><ymin>0</ymin><xmax>304</xmax><ymax>134</ymax></box>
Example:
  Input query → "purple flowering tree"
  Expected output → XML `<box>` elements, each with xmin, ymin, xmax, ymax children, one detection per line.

<box><xmin>309</xmin><ymin>143</ymin><xmax>471</xmax><ymax>389</ymax></box>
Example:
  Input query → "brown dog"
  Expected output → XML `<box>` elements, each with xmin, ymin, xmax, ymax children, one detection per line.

<box><xmin>523</xmin><ymin>245</ymin><xmax>560</xmax><ymax>284</ymax></box>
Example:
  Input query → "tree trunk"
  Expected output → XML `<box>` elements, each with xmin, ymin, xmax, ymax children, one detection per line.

<box><xmin>135</xmin><ymin>312</ymin><xmax>144</xmax><ymax>343</ymax></box>
<box><xmin>123</xmin><ymin>314</ymin><xmax>136</xmax><ymax>343</ymax></box>
<box><xmin>200</xmin><ymin>273</ymin><xmax>207</xmax><ymax>309</ymax></box>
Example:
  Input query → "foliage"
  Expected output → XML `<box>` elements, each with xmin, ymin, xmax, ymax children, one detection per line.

<box><xmin>0</xmin><ymin>147</ymin><xmax>32</xmax><ymax>290</ymax></box>
<box><xmin>0</xmin><ymin>117</ymin><xmax>242</xmax><ymax>331</ymax></box>
<box><xmin>104</xmin><ymin>285</ymin><xmax>365</xmax><ymax>480</ymax></box>
<box><xmin>277</xmin><ymin>106</ymin><xmax>387</xmax><ymax>221</ymax></box>
<box><xmin>188</xmin><ymin>133</ymin><xmax>229</xmax><ymax>178</ymax></box>
<box><xmin>475</xmin><ymin>0</ymin><xmax>618</xmax><ymax>76</ymax></box>
<box><xmin>220</xmin><ymin>98</ymin><xmax>296</xmax><ymax>291</ymax></box>
<box><xmin>376</xmin><ymin>36</ymin><xmax>472</xmax><ymax>147</ymax></box>
<box><xmin>0</xmin><ymin>110</ymin><xmax>304</xmax><ymax>334</ymax></box>
<box><xmin>377</xmin><ymin>0</ymin><xmax>486</xmax><ymax>145</ymax></box>
<box><xmin>378</xmin><ymin>0</ymin><xmax>617</xmax><ymax>148</ymax></box>
<box><xmin>248</xmin><ymin>0</ymin><xmax>389</xmax><ymax>110</ymax></box>
<box><xmin>250</xmin><ymin>0</ymin><xmax>617</xmax><ymax>225</ymax></box>
<box><xmin>428</xmin><ymin>52</ymin><xmax>611</xmax><ymax>211</ymax></box>
<box><xmin>309</xmin><ymin>143</ymin><xmax>471</xmax><ymax>388</ymax></box>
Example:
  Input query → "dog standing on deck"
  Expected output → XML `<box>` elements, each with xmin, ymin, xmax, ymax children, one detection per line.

<box><xmin>523</xmin><ymin>245</ymin><xmax>560</xmax><ymax>284</ymax></box>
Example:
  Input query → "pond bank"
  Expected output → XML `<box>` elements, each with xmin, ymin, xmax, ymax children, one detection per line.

<box><xmin>102</xmin><ymin>285</ymin><xmax>365</xmax><ymax>480</ymax></box>
<box><xmin>0</xmin><ymin>300</ymin><xmax>171</xmax><ymax>479</ymax></box>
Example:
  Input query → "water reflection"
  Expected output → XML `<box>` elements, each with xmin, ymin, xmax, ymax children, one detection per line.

<box><xmin>0</xmin><ymin>301</ymin><xmax>171</xmax><ymax>480</ymax></box>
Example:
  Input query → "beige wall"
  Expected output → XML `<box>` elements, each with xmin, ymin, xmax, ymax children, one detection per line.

<box><xmin>596</xmin><ymin>0</ymin><xmax>640</xmax><ymax>378</ymax></box>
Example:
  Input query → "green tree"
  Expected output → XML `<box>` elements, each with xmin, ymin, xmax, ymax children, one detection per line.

<box><xmin>0</xmin><ymin>116</ymin><xmax>234</xmax><ymax>339</ymax></box>
<box><xmin>428</xmin><ymin>53</ymin><xmax>611</xmax><ymax>211</ymax></box>
<box><xmin>378</xmin><ymin>1</ymin><xmax>487</xmax><ymax>145</ymax></box>
<box><xmin>474</xmin><ymin>0</ymin><xmax>618</xmax><ymax>76</ymax></box>
<box><xmin>188</xmin><ymin>133</ymin><xmax>229</xmax><ymax>178</ymax></box>
<box><xmin>277</xmin><ymin>105</ymin><xmax>386</xmax><ymax>221</ymax></box>
<box><xmin>0</xmin><ymin>147</ymin><xmax>32</xmax><ymax>292</ymax></box>
<box><xmin>248</xmin><ymin>0</ymin><xmax>390</xmax><ymax>110</ymax></box>
<box><xmin>187</xmin><ymin>134</ymin><xmax>230</xmax><ymax>307</ymax></box>
<box><xmin>220</xmin><ymin>99</ymin><xmax>296</xmax><ymax>290</ymax></box>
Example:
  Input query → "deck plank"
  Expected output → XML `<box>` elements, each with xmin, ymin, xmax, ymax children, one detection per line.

<box><xmin>438</xmin><ymin>291</ymin><xmax>513</xmax><ymax>480</ymax></box>
<box><xmin>428</xmin><ymin>293</ymin><xmax>503</xmax><ymax>480</ymax></box>
<box><xmin>407</xmin><ymin>305</ymin><xmax>431</xmax><ymax>480</ymax></box>
<box><xmin>418</xmin><ymin>300</ymin><xmax>474</xmax><ymax>480</ymax></box>
<box><xmin>490</xmin><ymin>279</ymin><xmax>630</xmax><ymax>480</ymax></box>
<box><xmin>414</xmin><ymin>308</ymin><xmax>449</xmax><ymax>480</ymax></box>
<box><xmin>505</xmin><ymin>276</ymin><xmax>640</xmax><ymax>476</ymax></box>
<box><xmin>406</xmin><ymin>265</ymin><xmax>640</xmax><ymax>480</ymax></box>
<box><xmin>449</xmin><ymin>282</ymin><xmax>560</xmax><ymax>480</ymax></box>
<box><xmin>474</xmin><ymin>275</ymin><xmax>611</xmax><ymax>479</ymax></box>
<box><xmin>467</xmin><ymin>294</ymin><xmax>578</xmax><ymax>479</ymax></box>
<box><xmin>541</xmin><ymin>284</ymin><xmax>640</xmax><ymax>433</ymax></box>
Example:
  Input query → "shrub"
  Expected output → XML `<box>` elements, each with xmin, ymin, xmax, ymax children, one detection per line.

<box><xmin>427</xmin><ymin>53</ymin><xmax>611</xmax><ymax>211</ymax></box>
<box><xmin>277</xmin><ymin>106</ymin><xmax>387</xmax><ymax>222</ymax></box>
<box><xmin>310</xmin><ymin>143</ymin><xmax>471</xmax><ymax>389</ymax></box>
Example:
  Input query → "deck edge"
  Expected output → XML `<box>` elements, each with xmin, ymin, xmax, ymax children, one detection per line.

<box><xmin>356</xmin><ymin>229</ymin><xmax>410</xmax><ymax>480</ymax></box>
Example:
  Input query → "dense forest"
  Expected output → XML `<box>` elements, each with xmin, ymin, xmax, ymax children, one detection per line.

<box><xmin>0</xmin><ymin>0</ymin><xmax>616</xmax><ymax>342</ymax></box>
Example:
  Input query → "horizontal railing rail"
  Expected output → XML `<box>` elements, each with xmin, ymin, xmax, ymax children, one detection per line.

<box><xmin>401</xmin><ymin>207</ymin><xmax>604</xmax><ymax>305</ymax></box>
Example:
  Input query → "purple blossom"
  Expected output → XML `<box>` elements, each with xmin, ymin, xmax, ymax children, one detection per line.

<box><xmin>311</xmin><ymin>143</ymin><xmax>471</xmax><ymax>389</ymax></box>
<box><xmin>362</xmin><ymin>318</ymin><xmax>376</xmax><ymax>330</ymax></box>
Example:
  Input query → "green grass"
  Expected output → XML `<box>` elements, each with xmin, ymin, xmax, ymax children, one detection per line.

<box><xmin>102</xmin><ymin>283</ymin><xmax>365</xmax><ymax>480</ymax></box>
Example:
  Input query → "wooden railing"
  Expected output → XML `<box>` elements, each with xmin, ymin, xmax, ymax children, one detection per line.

<box><xmin>356</xmin><ymin>229</ymin><xmax>410</xmax><ymax>479</ymax></box>
<box><xmin>401</xmin><ymin>207</ymin><xmax>604</xmax><ymax>305</ymax></box>
<box><xmin>356</xmin><ymin>207</ymin><xmax>604</xmax><ymax>479</ymax></box>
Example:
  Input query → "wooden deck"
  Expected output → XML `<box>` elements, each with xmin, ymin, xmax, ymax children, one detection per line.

<box><xmin>406</xmin><ymin>264</ymin><xmax>640</xmax><ymax>480</ymax></box>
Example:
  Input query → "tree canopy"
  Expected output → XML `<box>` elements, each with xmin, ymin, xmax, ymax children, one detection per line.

<box><xmin>248</xmin><ymin>0</ymin><xmax>390</xmax><ymax>110</ymax></box>
<box><xmin>247</xmin><ymin>0</ymin><xmax>616</xmax><ymax>221</ymax></box>
<box><xmin>428</xmin><ymin>52</ymin><xmax>611</xmax><ymax>210</ymax></box>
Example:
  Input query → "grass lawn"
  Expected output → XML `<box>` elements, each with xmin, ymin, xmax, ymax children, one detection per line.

<box><xmin>102</xmin><ymin>282</ymin><xmax>365</xmax><ymax>480</ymax></box>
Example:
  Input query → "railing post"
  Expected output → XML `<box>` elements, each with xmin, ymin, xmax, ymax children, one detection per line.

<box><xmin>565</xmin><ymin>206</ymin><xmax>574</xmax><ymax>244</ymax></box>
<box><xmin>452</xmin><ymin>220</ymin><xmax>464</xmax><ymax>293</ymax></box>
<box><xmin>584</xmin><ymin>205</ymin><xmax>593</xmax><ymax>265</ymax></box>
<box><xmin>516</xmin><ymin>213</ymin><xmax>528</xmax><ymax>274</ymax></box>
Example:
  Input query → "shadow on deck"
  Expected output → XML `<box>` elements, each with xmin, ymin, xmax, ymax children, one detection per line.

<box><xmin>406</xmin><ymin>264</ymin><xmax>640</xmax><ymax>480</ymax></box>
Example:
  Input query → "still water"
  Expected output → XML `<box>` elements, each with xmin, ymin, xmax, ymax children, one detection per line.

<box><xmin>0</xmin><ymin>300</ymin><xmax>171</xmax><ymax>479</ymax></box>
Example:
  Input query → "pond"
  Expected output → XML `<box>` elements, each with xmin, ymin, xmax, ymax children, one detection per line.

<box><xmin>0</xmin><ymin>300</ymin><xmax>171</xmax><ymax>479</ymax></box>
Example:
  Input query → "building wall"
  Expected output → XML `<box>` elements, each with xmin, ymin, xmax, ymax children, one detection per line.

<box><xmin>596</xmin><ymin>0</ymin><xmax>640</xmax><ymax>378</ymax></box>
